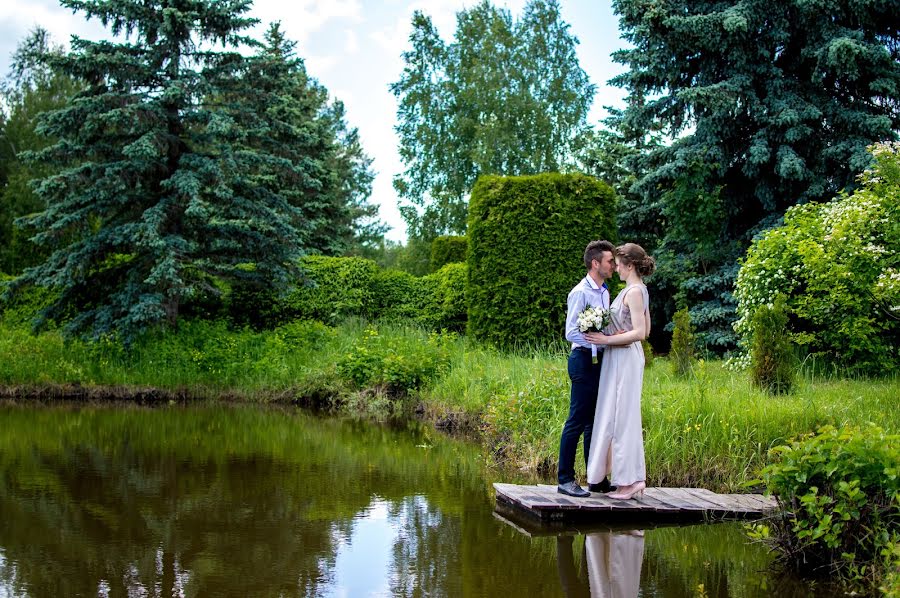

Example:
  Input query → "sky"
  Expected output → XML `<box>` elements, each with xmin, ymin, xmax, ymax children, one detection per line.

<box><xmin>0</xmin><ymin>0</ymin><xmax>629</xmax><ymax>242</ymax></box>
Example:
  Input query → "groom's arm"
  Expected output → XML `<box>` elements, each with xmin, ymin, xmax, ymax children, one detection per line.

<box><xmin>565</xmin><ymin>289</ymin><xmax>590</xmax><ymax>348</ymax></box>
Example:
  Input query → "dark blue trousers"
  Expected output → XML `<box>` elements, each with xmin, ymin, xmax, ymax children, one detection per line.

<box><xmin>557</xmin><ymin>348</ymin><xmax>602</xmax><ymax>484</ymax></box>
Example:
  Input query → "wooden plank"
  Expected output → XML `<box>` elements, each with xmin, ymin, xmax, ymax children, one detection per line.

<box><xmin>640</xmin><ymin>488</ymin><xmax>690</xmax><ymax>513</ymax></box>
<box><xmin>690</xmin><ymin>487</ymin><xmax>773</xmax><ymax>510</ymax></box>
<box><xmin>735</xmin><ymin>493</ymin><xmax>779</xmax><ymax>511</ymax></box>
<box><xmin>647</xmin><ymin>487</ymin><xmax>712</xmax><ymax>511</ymax></box>
<box><xmin>679</xmin><ymin>488</ymin><xmax>740</xmax><ymax>516</ymax></box>
<box><xmin>667</xmin><ymin>488</ymin><xmax>732</xmax><ymax>517</ymax></box>
<box><xmin>718</xmin><ymin>494</ymin><xmax>773</xmax><ymax>513</ymax></box>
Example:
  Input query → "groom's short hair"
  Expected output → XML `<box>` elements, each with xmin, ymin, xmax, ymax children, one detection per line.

<box><xmin>584</xmin><ymin>240</ymin><xmax>614</xmax><ymax>269</ymax></box>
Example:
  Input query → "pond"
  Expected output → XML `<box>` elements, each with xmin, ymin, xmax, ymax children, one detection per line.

<box><xmin>0</xmin><ymin>403</ymin><xmax>824</xmax><ymax>597</ymax></box>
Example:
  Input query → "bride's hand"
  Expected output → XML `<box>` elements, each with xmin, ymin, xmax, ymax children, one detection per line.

<box><xmin>584</xmin><ymin>332</ymin><xmax>608</xmax><ymax>345</ymax></box>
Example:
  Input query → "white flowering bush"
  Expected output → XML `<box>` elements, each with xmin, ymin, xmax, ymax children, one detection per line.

<box><xmin>735</xmin><ymin>142</ymin><xmax>900</xmax><ymax>374</ymax></box>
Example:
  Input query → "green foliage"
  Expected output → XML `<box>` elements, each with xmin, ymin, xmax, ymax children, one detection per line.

<box><xmin>370</xmin><ymin>268</ymin><xmax>423</xmax><ymax>321</ymax></box>
<box><xmin>0</xmin><ymin>274</ymin><xmax>56</xmax><ymax>328</ymax></box>
<box><xmin>419</xmin><ymin>262</ymin><xmax>468</xmax><ymax>332</ymax></box>
<box><xmin>611</xmin><ymin>0</ymin><xmax>900</xmax><ymax>353</ymax></box>
<box><xmin>336</xmin><ymin>326</ymin><xmax>452</xmax><ymax>397</ymax></box>
<box><xmin>247</xmin><ymin>23</ymin><xmax>383</xmax><ymax>256</ymax></box>
<box><xmin>5</xmin><ymin>3</ymin><xmax>371</xmax><ymax>342</ymax></box>
<box><xmin>750</xmin><ymin>295</ymin><xmax>796</xmax><ymax>395</ymax></box>
<box><xmin>670</xmin><ymin>307</ymin><xmax>695</xmax><ymax>377</ymax></box>
<box><xmin>430</xmin><ymin>235</ymin><xmax>467</xmax><ymax>271</ymax></box>
<box><xmin>0</xmin><ymin>28</ymin><xmax>81</xmax><ymax>275</ymax></box>
<box><xmin>756</xmin><ymin>426</ymin><xmax>900</xmax><ymax>591</ymax></box>
<box><xmin>393</xmin><ymin>236</ymin><xmax>433</xmax><ymax>276</ymax></box>
<box><xmin>467</xmin><ymin>172</ymin><xmax>617</xmax><ymax>349</ymax></box>
<box><xmin>735</xmin><ymin>142</ymin><xmax>900</xmax><ymax>374</ymax></box>
<box><xmin>276</xmin><ymin>256</ymin><xmax>380</xmax><ymax>325</ymax></box>
<box><xmin>391</xmin><ymin>0</ymin><xmax>595</xmax><ymax>238</ymax></box>
<box><xmin>230</xmin><ymin>256</ymin><xmax>468</xmax><ymax>332</ymax></box>
<box><xmin>482</xmin><ymin>371</ymin><xmax>569</xmax><ymax>468</ymax></box>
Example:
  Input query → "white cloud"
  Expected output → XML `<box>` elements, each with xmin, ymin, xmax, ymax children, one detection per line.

<box><xmin>344</xmin><ymin>29</ymin><xmax>359</xmax><ymax>54</ymax></box>
<box><xmin>305</xmin><ymin>54</ymin><xmax>340</xmax><ymax>76</ymax></box>
<box><xmin>250</xmin><ymin>0</ymin><xmax>364</xmax><ymax>46</ymax></box>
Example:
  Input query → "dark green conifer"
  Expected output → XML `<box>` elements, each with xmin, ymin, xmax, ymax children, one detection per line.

<box><xmin>245</xmin><ymin>23</ymin><xmax>381</xmax><ymax>257</ymax></box>
<box><xmin>8</xmin><ymin>1</ymin><xmax>309</xmax><ymax>340</ymax></box>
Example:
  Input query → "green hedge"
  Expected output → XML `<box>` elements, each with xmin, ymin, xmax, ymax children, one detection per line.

<box><xmin>467</xmin><ymin>173</ymin><xmax>617</xmax><ymax>349</ymax></box>
<box><xmin>419</xmin><ymin>262</ymin><xmax>468</xmax><ymax>332</ymax></box>
<box><xmin>4</xmin><ymin>256</ymin><xmax>468</xmax><ymax>334</ymax></box>
<box><xmin>430</xmin><ymin>235</ymin><xmax>467</xmax><ymax>272</ymax></box>
<box><xmin>278</xmin><ymin>255</ymin><xmax>380</xmax><ymax>324</ymax></box>
<box><xmin>232</xmin><ymin>256</ymin><xmax>467</xmax><ymax>331</ymax></box>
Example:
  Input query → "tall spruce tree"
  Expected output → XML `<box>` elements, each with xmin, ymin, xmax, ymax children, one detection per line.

<box><xmin>391</xmin><ymin>0</ymin><xmax>595</xmax><ymax>240</ymax></box>
<box><xmin>611</xmin><ymin>0</ymin><xmax>900</xmax><ymax>351</ymax></box>
<box><xmin>246</xmin><ymin>24</ymin><xmax>382</xmax><ymax>257</ymax></box>
<box><xmin>6</xmin><ymin>0</ymin><xmax>308</xmax><ymax>340</ymax></box>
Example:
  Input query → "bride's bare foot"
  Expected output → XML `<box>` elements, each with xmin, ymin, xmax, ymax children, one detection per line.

<box><xmin>607</xmin><ymin>481</ymin><xmax>645</xmax><ymax>500</ymax></box>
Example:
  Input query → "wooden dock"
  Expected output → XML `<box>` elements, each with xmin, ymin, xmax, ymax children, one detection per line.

<box><xmin>494</xmin><ymin>483</ymin><xmax>778</xmax><ymax>525</ymax></box>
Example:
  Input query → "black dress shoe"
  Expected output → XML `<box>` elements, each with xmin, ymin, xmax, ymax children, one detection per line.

<box><xmin>557</xmin><ymin>481</ymin><xmax>591</xmax><ymax>498</ymax></box>
<box><xmin>588</xmin><ymin>478</ymin><xmax>617</xmax><ymax>493</ymax></box>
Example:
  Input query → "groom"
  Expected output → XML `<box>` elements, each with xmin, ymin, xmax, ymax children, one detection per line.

<box><xmin>557</xmin><ymin>240</ymin><xmax>616</xmax><ymax>498</ymax></box>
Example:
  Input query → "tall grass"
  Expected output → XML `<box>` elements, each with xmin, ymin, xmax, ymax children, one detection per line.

<box><xmin>1</xmin><ymin>319</ymin><xmax>897</xmax><ymax>491</ymax></box>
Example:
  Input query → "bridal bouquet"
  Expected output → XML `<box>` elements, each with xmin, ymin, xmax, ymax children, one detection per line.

<box><xmin>577</xmin><ymin>305</ymin><xmax>610</xmax><ymax>363</ymax></box>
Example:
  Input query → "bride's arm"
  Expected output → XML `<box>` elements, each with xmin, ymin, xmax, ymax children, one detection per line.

<box><xmin>584</xmin><ymin>290</ymin><xmax>648</xmax><ymax>346</ymax></box>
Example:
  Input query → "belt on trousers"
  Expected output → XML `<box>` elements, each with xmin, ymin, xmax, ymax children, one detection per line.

<box><xmin>572</xmin><ymin>346</ymin><xmax>593</xmax><ymax>355</ymax></box>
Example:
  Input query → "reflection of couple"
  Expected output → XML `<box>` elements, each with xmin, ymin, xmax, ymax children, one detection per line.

<box><xmin>557</xmin><ymin>531</ymin><xmax>645</xmax><ymax>598</ymax></box>
<box><xmin>557</xmin><ymin>241</ymin><xmax>655</xmax><ymax>500</ymax></box>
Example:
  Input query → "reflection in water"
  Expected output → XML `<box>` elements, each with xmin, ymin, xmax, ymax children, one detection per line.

<box><xmin>586</xmin><ymin>531</ymin><xmax>644</xmax><ymax>598</ymax></box>
<box><xmin>558</xmin><ymin>531</ymin><xmax>645</xmax><ymax>598</ymax></box>
<box><xmin>0</xmin><ymin>404</ymin><xmax>824</xmax><ymax>597</ymax></box>
<box><xmin>323</xmin><ymin>500</ymin><xmax>396</xmax><ymax>597</ymax></box>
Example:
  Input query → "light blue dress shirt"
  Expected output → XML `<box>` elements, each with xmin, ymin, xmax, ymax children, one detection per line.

<box><xmin>565</xmin><ymin>275</ymin><xmax>610</xmax><ymax>350</ymax></box>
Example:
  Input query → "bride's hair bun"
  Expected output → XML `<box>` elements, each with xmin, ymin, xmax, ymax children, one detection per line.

<box><xmin>616</xmin><ymin>243</ymin><xmax>655</xmax><ymax>277</ymax></box>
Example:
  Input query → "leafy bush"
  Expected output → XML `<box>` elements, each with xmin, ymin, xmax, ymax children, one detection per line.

<box><xmin>670</xmin><ymin>307</ymin><xmax>695</xmax><ymax>377</ymax></box>
<box><xmin>280</xmin><ymin>256</ymin><xmax>380</xmax><ymax>324</ymax></box>
<box><xmin>336</xmin><ymin>326</ymin><xmax>452</xmax><ymax>396</ymax></box>
<box><xmin>0</xmin><ymin>272</ymin><xmax>58</xmax><ymax>328</ymax></box>
<box><xmin>228</xmin><ymin>256</ymin><xmax>469</xmax><ymax>332</ymax></box>
<box><xmin>430</xmin><ymin>235</ymin><xmax>467</xmax><ymax>271</ymax></box>
<box><xmin>467</xmin><ymin>173</ymin><xmax>617</xmax><ymax>349</ymax></box>
<box><xmin>735</xmin><ymin>142</ymin><xmax>900</xmax><ymax>374</ymax></box>
<box><xmin>419</xmin><ymin>263</ymin><xmax>468</xmax><ymax>332</ymax></box>
<box><xmin>754</xmin><ymin>426</ymin><xmax>900</xmax><ymax>591</ymax></box>
<box><xmin>750</xmin><ymin>295</ymin><xmax>796</xmax><ymax>394</ymax></box>
<box><xmin>371</xmin><ymin>268</ymin><xmax>424</xmax><ymax>321</ymax></box>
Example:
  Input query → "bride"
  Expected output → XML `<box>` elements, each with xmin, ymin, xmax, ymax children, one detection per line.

<box><xmin>583</xmin><ymin>243</ymin><xmax>655</xmax><ymax>500</ymax></box>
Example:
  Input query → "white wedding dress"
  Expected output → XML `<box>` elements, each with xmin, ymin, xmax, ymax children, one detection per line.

<box><xmin>585</xmin><ymin>531</ymin><xmax>645</xmax><ymax>597</ymax></box>
<box><xmin>586</xmin><ymin>283</ymin><xmax>649</xmax><ymax>487</ymax></box>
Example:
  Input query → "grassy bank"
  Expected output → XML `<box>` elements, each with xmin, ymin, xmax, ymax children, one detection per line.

<box><xmin>1</xmin><ymin>318</ymin><xmax>897</xmax><ymax>491</ymax></box>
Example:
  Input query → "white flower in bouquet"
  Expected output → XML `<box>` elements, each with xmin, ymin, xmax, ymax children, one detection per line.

<box><xmin>577</xmin><ymin>305</ymin><xmax>610</xmax><ymax>363</ymax></box>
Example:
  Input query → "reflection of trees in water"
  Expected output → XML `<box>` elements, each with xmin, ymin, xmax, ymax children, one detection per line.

<box><xmin>0</xmin><ymin>449</ymin><xmax>340</xmax><ymax>596</ymax></box>
<box><xmin>389</xmin><ymin>494</ymin><xmax>460</xmax><ymax>596</ymax></box>
<box><xmin>639</xmin><ymin>525</ymin><xmax>815</xmax><ymax>598</ymax></box>
<box><xmin>0</xmin><ymin>405</ymin><xmax>489</xmax><ymax>596</ymax></box>
<box><xmin>0</xmin><ymin>404</ymin><xmax>569</xmax><ymax>596</ymax></box>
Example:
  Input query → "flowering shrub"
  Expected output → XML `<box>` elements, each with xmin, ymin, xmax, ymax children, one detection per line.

<box><xmin>734</xmin><ymin>142</ymin><xmax>900</xmax><ymax>374</ymax></box>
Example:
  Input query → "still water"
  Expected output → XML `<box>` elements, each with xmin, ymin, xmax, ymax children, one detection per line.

<box><xmin>0</xmin><ymin>403</ymin><xmax>820</xmax><ymax>597</ymax></box>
